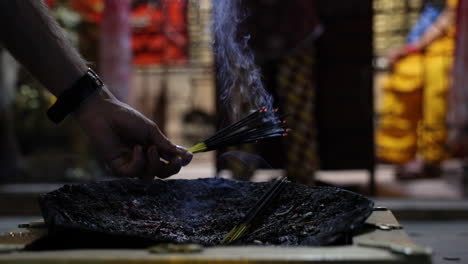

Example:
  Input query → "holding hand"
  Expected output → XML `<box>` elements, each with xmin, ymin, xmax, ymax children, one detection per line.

<box><xmin>75</xmin><ymin>87</ymin><xmax>192</xmax><ymax>180</ymax></box>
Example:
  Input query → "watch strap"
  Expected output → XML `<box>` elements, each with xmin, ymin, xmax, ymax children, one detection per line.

<box><xmin>47</xmin><ymin>68</ymin><xmax>104</xmax><ymax>123</ymax></box>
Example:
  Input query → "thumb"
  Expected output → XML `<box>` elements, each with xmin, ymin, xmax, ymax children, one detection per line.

<box><xmin>150</xmin><ymin>127</ymin><xmax>180</xmax><ymax>156</ymax></box>
<box><xmin>176</xmin><ymin>145</ymin><xmax>193</xmax><ymax>166</ymax></box>
<box><xmin>149</xmin><ymin>126</ymin><xmax>192</xmax><ymax>166</ymax></box>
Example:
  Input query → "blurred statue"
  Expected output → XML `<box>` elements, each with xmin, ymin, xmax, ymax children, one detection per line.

<box><xmin>376</xmin><ymin>0</ymin><xmax>458</xmax><ymax>179</ymax></box>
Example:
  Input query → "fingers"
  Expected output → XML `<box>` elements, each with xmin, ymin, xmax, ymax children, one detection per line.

<box><xmin>142</xmin><ymin>145</ymin><xmax>188</xmax><ymax>180</ymax></box>
<box><xmin>110</xmin><ymin>145</ymin><xmax>146</xmax><ymax>178</ymax></box>
<box><xmin>143</xmin><ymin>145</ymin><xmax>161</xmax><ymax>181</ymax></box>
<box><xmin>149</xmin><ymin>127</ymin><xmax>193</xmax><ymax>167</ymax></box>
<box><xmin>176</xmin><ymin>145</ymin><xmax>193</xmax><ymax>166</ymax></box>
<box><xmin>110</xmin><ymin>144</ymin><xmax>189</xmax><ymax>180</ymax></box>
<box><xmin>147</xmin><ymin>146</ymin><xmax>184</xmax><ymax>179</ymax></box>
<box><xmin>149</xmin><ymin>127</ymin><xmax>182</xmax><ymax>157</ymax></box>
<box><xmin>158</xmin><ymin>155</ymin><xmax>184</xmax><ymax>179</ymax></box>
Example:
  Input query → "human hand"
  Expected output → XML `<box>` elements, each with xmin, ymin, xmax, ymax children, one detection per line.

<box><xmin>74</xmin><ymin>87</ymin><xmax>192</xmax><ymax>180</ymax></box>
<box><xmin>385</xmin><ymin>44</ymin><xmax>420</xmax><ymax>65</ymax></box>
<box><xmin>385</xmin><ymin>46</ymin><xmax>408</xmax><ymax>65</ymax></box>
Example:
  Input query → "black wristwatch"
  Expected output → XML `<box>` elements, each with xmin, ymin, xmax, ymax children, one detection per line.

<box><xmin>47</xmin><ymin>68</ymin><xmax>104</xmax><ymax>124</ymax></box>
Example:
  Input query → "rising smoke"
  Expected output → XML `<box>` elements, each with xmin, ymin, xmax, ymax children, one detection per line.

<box><xmin>212</xmin><ymin>0</ymin><xmax>274</xmax><ymax>121</ymax></box>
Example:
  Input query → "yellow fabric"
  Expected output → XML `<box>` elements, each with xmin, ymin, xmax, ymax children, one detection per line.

<box><xmin>376</xmin><ymin>6</ymin><xmax>456</xmax><ymax>164</ymax></box>
<box><xmin>383</xmin><ymin>54</ymin><xmax>424</xmax><ymax>93</ymax></box>
<box><xmin>419</xmin><ymin>54</ymin><xmax>453</xmax><ymax>162</ymax></box>
<box><xmin>448</xmin><ymin>0</ymin><xmax>458</xmax><ymax>9</ymax></box>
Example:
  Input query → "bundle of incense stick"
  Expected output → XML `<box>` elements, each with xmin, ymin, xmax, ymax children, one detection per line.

<box><xmin>188</xmin><ymin>107</ymin><xmax>288</xmax><ymax>153</ymax></box>
<box><xmin>222</xmin><ymin>176</ymin><xmax>288</xmax><ymax>244</ymax></box>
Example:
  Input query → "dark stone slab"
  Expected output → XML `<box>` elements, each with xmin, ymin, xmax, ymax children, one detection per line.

<box><xmin>29</xmin><ymin>178</ymin><xmax>373</xmax><ymax>249</ymax></box>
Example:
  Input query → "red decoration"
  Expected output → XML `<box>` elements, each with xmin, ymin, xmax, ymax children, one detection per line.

<box><xmin>71</xmin><ymin>0</ymin><xmax>188</xmax><ymax>66</ymax></box>
<box><xmin>132</xmin><ymin>0</ymin><xmax>188</xmax><ymax>65</ymax></box>
<box><xmin>45</xmin><ymin>0</ymin><xmax>56</xmax><ymax>8</ymax></box>
<box><xmin>70</xmin><ymin>0</ymin><xmax>104</xmax><ymax>24</ymax></box>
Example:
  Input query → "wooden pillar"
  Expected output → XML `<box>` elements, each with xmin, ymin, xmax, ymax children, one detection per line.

<box><xmin>449</xmin><ymin>0</ymin><xmax>468</xmax><ymax>134</ymax></box>
<box><xmin>99</xmin><ymin>0</ymin><xmax>132</xmax><ymax>102</ymax></box>
<box><xmin>450</xmin><ymin>0</ymin><xmax>468</xmax><ymax>197</ymax></box>
<box><xmin>0</xmin><ymin>49</ymin><xmax>20</xmax><ymax>180</ymax></box>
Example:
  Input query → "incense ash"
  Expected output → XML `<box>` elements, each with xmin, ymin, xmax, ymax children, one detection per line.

<box><xmin>32</xmin><ymin>178</ymin><xmax>374</xmax><ymax>249</ymax></box>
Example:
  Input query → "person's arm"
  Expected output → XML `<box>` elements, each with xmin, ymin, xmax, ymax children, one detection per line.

<box><xmin>0</xmin><ymin>0</ymin><xmax>192</xmax><ymax>179</ymax></box>
<box><xmin>412</xmin><ymin>5</ymin><xmax>456</xmax><ymax>50</ymax></box>
<box><xmin>386</xmin><ymin>4</ymin><xmax>456</xmax><ymax>64</ymax></box>
<box><xmin>0</xmin><ymin>0</ymin><xmax>86</xmax><ymax>96</ymax></box>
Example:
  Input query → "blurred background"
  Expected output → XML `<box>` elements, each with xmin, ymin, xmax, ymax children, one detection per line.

<box><xmin>1</xmin><ymin>0</ymin><xmax>468</xmax><ymax>202</ymax></box>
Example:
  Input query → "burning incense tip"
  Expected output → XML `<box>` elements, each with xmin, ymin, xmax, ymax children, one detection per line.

<box><xmin>187</xmin><ymin>108</ymin><xmax>288</xmax><ymax>153</ymax></box>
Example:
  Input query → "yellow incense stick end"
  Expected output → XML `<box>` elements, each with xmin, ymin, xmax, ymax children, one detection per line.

<box><xmin>222</xmin><ymin>225</ymin><xmax>239</xmax><ymax>244</ymax></box>
<box><xmin>187</xmin><ymin>142</ymin><xmax>207</xmax><ymax>153</ymax></box>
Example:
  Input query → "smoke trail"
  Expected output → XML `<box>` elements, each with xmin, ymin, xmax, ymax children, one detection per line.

<box><xmin>212</xmin><ymin>0</ymin><xmax>273</xmax><ymax>121</ymax></box>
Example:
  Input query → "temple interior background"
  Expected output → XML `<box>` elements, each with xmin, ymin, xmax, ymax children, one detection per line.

<box><xmin>1</xmin><ymin>1</ymin><xmax>468</xmax><ymax>263</ymax></box>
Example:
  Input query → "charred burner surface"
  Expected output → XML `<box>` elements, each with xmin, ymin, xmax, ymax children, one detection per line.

<box><xmin>31</xmin><ymin>178</ymin><xmax>373</xmax><ymax>249</ymax></box>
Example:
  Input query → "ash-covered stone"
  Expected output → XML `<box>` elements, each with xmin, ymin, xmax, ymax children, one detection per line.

<box><xmin>30</xmin><ymin>178</ymin><xmax>373</xmax><ymax>249</ymax></box>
